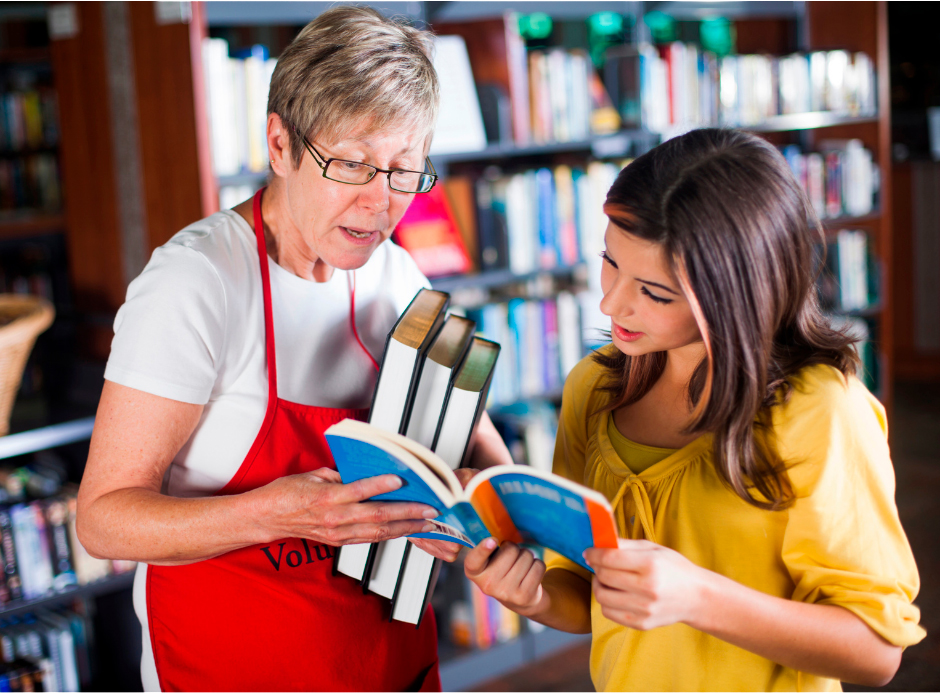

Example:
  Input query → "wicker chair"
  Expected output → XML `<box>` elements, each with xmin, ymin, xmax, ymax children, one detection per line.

<box><xmin>0</xmin><ymin>295</ymin><xmax>55</xmax><ymax>436</ymax></box>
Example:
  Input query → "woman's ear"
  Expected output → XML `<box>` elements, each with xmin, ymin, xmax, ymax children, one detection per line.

<box><xmin>267</xmin><ymin>113</ymin><xmax>291</xmax><ymax>175</ymax></box>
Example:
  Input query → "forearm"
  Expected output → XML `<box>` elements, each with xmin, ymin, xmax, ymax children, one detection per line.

<box><xmin>521</xmin><ymin>568</ymin><xmax>593</xmax><ymax>634</ymax></box>
<box><xmin>469</xmin><ymin>413</ymin><xmax>514</xmax><ymax>469</ymax></box>
<box><xmin>691</xmin><ymin>570</ymin><xmax>901</xmax><ymax>686</ymax></box>
<box><xmin>79</xmin><ymin>486</ymin><xmax>273</xmax><ymax>565</ymax></box>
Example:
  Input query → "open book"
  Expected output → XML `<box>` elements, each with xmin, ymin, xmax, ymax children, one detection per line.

<box><xmin>326</xmin><ymin>419</ymin><xmax>619</xmax><ymax>573</ymax></box>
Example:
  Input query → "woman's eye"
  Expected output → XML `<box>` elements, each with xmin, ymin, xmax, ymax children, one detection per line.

<box><xmin>600</xmin><ymin>250</ymin><xmax>617</xmax><ymax>268</ymax></box>
<box><xmin>641</xmin><ymin>285</ymin><xmax>672</xmax><ymax>304</ymax></box>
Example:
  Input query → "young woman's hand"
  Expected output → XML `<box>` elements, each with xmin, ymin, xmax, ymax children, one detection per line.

<box><xmin>583</xmin><ymin>538</ymin><xmax>706</xmax><ymax>630</ymax></box>
<box><xmin>464</xmin><ymin>539</ymin><xmax>546</xmax><ymax>615</ymax></box>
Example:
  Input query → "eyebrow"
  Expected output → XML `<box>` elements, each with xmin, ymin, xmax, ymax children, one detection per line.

<box><xmin>635</xmin><ymin>278</ymin><xmax>681</xmax><ymax>295</ymax></box>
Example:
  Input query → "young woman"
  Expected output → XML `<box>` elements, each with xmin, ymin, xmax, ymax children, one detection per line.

<box><xmin>463</xmin><ymin>129</ymin><xmax>925</xmax><ymax>691</ymax></box>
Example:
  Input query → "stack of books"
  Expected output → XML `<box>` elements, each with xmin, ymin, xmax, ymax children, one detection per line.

<box><xmin>331</xmin><ymin>288</ymin><xmax>500</xmax><ymax>626</ymax></box>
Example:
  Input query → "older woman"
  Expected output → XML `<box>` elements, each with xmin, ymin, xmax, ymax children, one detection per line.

<box><xmin>77</xmin><ymin>7</ymin><xmax>511</xmax><ymax>691</ymax></box>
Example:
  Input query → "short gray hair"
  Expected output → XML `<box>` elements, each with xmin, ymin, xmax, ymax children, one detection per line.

<box><xmin>268</xmin><ymin>5</ymin><xmax>439</xmax><ymax>169</ymax></box>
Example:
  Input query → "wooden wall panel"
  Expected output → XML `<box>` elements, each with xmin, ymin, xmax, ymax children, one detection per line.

<box><xmin>50</xmin><ymin>2</ymin><xmax>125</xmax><ymax>357</ymax></box>
<box><xmin>128</xmin><ymin>3</ymin><xmax>206</xmax><ymax>251</ymax></box>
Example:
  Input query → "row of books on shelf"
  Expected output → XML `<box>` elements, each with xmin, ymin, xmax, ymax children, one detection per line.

<box><xmin>818</xmin><ymin>229</ymin><xmax>876</xmax><ymax>314</ymax></box>
<box><xmin>0</xmin><ymin>89</ymin><xmax>57</xmax><ymax>153</ymax></box>
<box><xmin>466</xmin><ymin>294</ymin><xmax>583</xmax><ymax>408</ymax></box>
<box><xmin>447</xmin><ymin>572</ymin><xmax>521</xmax><ymax>650</ymax></box>
<box><xmin>0</xmin><ymin>483</ymin><xmax>136</xmax><ymax>606</ymax></box>
<box><xmin>782</xmin><ymin>141</ymin><xmax>877</xmax><ymax>220</ymax></box>
<box><xmin>470</xmin><ymin>160</ymin><xmax>621</xmax><ymax>277</ymax></box>
<box><xmin>0</xmin><ymin>153</ymin><xmax>60</xmax><ymax>215</ymax></box>
<box><xmin>609</xmin><ymin>44</ymin><xmax>876</xmax><ymax>133</ymax></box>
<box><xmin>526</xmin><ymin>48</ymin><xmax>620</xmax><ymax>145</ymax></box>
<box><xmin>202</xmin><ymin>40</ymin><xmax>276</xmax><ymax>178</ymax></box>
<box><xmin>0</xmin><ymin>270</ymin><xmax>53</xmax><ymax>304</ymax></box>
<box><xmin>1</xmin><ymin>605</ymin><xmax>90</xmax><ymax>692</ymax></box>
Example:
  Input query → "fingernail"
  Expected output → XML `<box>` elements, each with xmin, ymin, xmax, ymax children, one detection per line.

<box><xmin>421</xmin><ymin>522</ymin><xmax>436</xmax><ymax>533</ymax></box>
<box><xmin>422</xmin><ymin>508</ymin><xmax>439</xmax><ymax>519</ymax></box>
<box><xmin>484</xmin><ymin>538</ymin><xmax>497</xmax><ymax>549</ymax></box>
<box><xmin>387</xmin><ymin>476</ymin><xmax>402</xmax><ymax>489</ymax></box>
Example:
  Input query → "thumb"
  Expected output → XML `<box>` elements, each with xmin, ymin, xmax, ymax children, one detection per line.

<box><xmin>464</xmin><ymin>537</ymin><xmax>498</xmax><ymax>578</ymax></box>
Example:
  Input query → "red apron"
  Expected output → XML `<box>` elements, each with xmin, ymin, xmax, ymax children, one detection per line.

<box><xmin>146</xmin><ymin>189</ymin><xmax>440</xmax><ymax>692</ymax></box>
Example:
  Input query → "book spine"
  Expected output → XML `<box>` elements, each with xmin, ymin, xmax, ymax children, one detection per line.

<box><xmin>0</xmin><ymin>507</ymin><xmax>23</xmax><ymax>601</ymax></box>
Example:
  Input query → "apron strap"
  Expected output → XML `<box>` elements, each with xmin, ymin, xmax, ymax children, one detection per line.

<box><xmin>348</xmin><ymin>271</ymin><xmax>380</xmax><ymax>372</ymax></box>
<box><xmin>252</xmin><ymin>187</ymin><xmax>278</xmax><ymax>401</ymax></box>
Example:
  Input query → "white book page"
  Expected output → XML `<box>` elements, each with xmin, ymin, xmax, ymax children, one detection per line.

<box><xmin>405</xmin><ymin>360</ymin><xmax>452</xmax><ymax>449</ymax></box>
<box><xmin>392</xmin><ymin>547</ymin><xmax>436</xmax><ymax>625</ymax></box>
<box><xmin>335</xmin><ymin>542</ymin><xmax>371</xmax><ymax>580</ymax></box>
<box><xmin>433</xmin><ymin>388</ymin><xmax>480</xmax><ymax>470</ymax></box>
<box><xmin>368</xmin><ymin>536</ymin><xmax>409</xmax><ymax>599</ymax></box>
<box><xmin>370</xmin><ymin>339</ymin><xmax>417</xmax><ymax>434</ymax></box>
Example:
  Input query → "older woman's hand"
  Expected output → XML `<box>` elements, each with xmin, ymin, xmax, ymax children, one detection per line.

<box><xmin>251</xmin><ymin>467</ymin><xmax>440</xmax><ymax>546</ymax></box>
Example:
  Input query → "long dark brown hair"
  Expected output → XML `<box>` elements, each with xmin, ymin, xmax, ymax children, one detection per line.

<box><xmin>595</xmin><ymin>128</ymin><xmax>859</xmax><ymax>510</ymax></box>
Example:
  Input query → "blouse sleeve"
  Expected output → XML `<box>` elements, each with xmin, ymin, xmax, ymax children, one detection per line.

<box><xmin>775</xmin><ymin>367</ymin><xmax>926</xmax><ymax>647</ymax></box>
<box><xmin>104</xmin><ymin>244</ymin><xmax>227</xmax><ymax>405</ymax></box>
<box><xmin>544</xmin><ymin>354</ymin><xmax>602</xmax><ymax>584</ymax></box>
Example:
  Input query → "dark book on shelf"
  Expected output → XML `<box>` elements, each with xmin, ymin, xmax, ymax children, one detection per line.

<box><xmin>333</xmin><ymin>289</ymin><xmax>450</xmax><ymax>586</ymax></box>
<box><xmin>0</xmin><ymin>506</ymin><xmax>22</xmax><ymax>603</ymax></box>
<box><xmin>44</xmin><ymin>497</ymin><xmax>76</xmax><ymax>592</ymax></box>
<box><xmin>475</xmin><ymin>177</ymin><xmax>510</xmax><ymax>272</ymax></box>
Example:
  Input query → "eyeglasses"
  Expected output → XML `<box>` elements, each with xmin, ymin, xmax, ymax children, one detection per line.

<box><xmin>289</xmin><ymin>124</ymin><xmax>437</xmax><ymax>194</ymax></box>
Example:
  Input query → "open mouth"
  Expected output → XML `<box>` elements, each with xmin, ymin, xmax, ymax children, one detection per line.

<box><xmin>613</xmin><ymin>324</ymin><xmax>644</xmax><ymax>342</ymax></box>
<box><xmin>342</xmin><ymin>226</ymin><xmax>376</xmax><ymax>241</ymax></box>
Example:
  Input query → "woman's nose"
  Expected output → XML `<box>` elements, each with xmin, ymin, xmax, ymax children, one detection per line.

<box><xmin>357</xmin><ymin>173</ymin><xmax>390</xmax><ymax>213</ymax></box>
<box><xmin>599</xmin><ymin>284</ymin><xmax>634</xmax><ymax>319</ymax></box>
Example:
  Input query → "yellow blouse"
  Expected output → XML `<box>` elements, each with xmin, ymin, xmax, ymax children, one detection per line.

<box><xmin>546</xmin><ymin>346</ymin><xmax>925</xmax><ymax>692</ymax></box>
<box><xmin>606</xmin><ymin>416</ymin><xmax>677</xmax><ymax>474</ymax></box>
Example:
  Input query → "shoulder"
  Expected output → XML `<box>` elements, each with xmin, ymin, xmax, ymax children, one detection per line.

<box><xmin>772</xmin><ymin>363</ymin><xmax>889</xmax><ymax>495</ymax></box>
<box><xmin>776</xmin><ymin>363</ymin><xmax>884</xmax><ymax>435</ymax></box>
<box><xmin>154</xmin><ymin>210</ymin><xmax>256</xmax><ymax>284</ymax></box>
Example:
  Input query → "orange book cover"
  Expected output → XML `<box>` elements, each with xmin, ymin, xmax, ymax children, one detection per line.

<box><xmin>394</xmin><ymin>184</ymin><xmax>473</xmax><ymax>278</ymax></box>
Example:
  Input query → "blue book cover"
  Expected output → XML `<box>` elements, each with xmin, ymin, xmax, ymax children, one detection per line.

<box><xmin>535</xmin><ymin>168</ymin><xmax>558</xmax><ymax>269</ymax></box>
<box><xmin>326</xmin><ymin>419</ymin><xmax>619</xmax><ymax>572</ymax></box>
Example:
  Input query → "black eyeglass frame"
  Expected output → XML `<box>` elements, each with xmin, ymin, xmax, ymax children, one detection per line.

<box><xmin>288</xmin><ymin>123</ymin><xmax>437</xmax><ymax>194</ymax></box>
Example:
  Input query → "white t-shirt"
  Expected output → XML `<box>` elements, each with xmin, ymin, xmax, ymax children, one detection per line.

<box><xmin>105</xmin><ymin>209</ymin><xmax>430</xmax><ymax>496</ymax></box>
<box><xmin>104</xmin><ymin>209</ymin><xmax>429</xmax><ymax>692</ymax></box>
